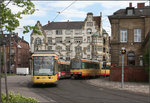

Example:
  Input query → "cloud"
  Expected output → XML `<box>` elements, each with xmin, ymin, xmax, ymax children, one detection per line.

<box><xmin>60</xmin><ymin>9</ymin><xmax>87</xmax><ymax>20</ymax></box>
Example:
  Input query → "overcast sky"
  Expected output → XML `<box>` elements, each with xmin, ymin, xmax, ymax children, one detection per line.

<box><xmin>7</xmin><ymin>0</ymin><xmax>149</xmax><ymax>44</ymax></box>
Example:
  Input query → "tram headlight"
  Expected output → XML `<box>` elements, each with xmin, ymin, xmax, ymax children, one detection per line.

<box><xmin>36</xmin><ymin>77</ymin><xmax>40</xmax><ymax>79</ymax></box>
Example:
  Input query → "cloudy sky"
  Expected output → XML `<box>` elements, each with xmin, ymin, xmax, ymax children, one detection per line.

<box><xmin>7</xmin><ymin>0</ymin><xmax>149</xmax><ymax>44</ymax></box>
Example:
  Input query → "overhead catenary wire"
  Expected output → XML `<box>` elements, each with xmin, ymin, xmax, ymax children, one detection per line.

<box><xmin>52</xmin><ymin>0</ymin><xmax>77</xmax><ymax>22</ymax></box>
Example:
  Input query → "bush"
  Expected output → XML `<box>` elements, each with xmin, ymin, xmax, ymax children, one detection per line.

<box><xmin>1</xmin><ymin>92</ymin><xmax>39</xmax><ymax>103</ymax></box>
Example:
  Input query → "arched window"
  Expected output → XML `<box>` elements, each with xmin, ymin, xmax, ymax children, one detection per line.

<box><xmin>75</xmin><ymin>46</ymin><xmax>82</xmax><ymax>53</ymax></box>
<box><xmin>127</xmin><ymin>51</ymin><xmax>135</xmax><ymax>66</ymax></box>
<box><xmin>87</xmin><ymin>28</ymin><xmax>92</xmax><ymax>34</ymax></box>
<box><xmin>56</xmin><ymin>46</ymin><xmax>62</xmax><ymax>51</ymax></box>
<box><xmin>35</xmin><ymin>38</ymin><xmax>41</xmax><ymax>45</ymax></box>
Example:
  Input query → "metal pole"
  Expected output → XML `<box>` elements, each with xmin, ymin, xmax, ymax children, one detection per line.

<box><xmin>148</xmin><ymin>1</ymin><xmax>150</xmax><ymax>102</ymax></box>
<box><xmin>121</xmin><ymin>54</ymin><xmax>124</xmax><ymax>88</ymax></box>
<box><xmin>3</xmin><ymin>45</ymin><xmax>9</xmax><ymax>102</ymax></box>
<box><xmin>0</xmin><ymin>46</ymin><xmax>1</xmax><ymax>103</ymax></box>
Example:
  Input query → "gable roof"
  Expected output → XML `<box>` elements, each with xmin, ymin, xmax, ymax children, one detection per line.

<box><xmin>42</xmin><ymin>15</ymin><xmax>101</xmax><ymax>30</ymax></box>
<box><xmin>109</xmin><ymin>6</ymin><xmax>150</xmax><ymax>19</ymax></box>
<box><xmin>42</xmin><ymin>21</ymin><xmax>84</xmax><ymax>30</ymax></box>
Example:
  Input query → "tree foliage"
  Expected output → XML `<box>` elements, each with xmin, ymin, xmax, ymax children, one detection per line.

<box><xmin>0</xmin><ymin>0</ymin><xmax>40</xmax><ymax>34</ymax></box>
<box><xmin>143</xmin><ymin>42</ymin><xmax>149</xmax><ymax>74</ymax></box>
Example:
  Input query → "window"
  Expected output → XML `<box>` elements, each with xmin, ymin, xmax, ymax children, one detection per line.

<box><xmin>127</xmin><ymin>9</ymin><xmax>133</xmax><ymax>15</ymax></box>
<box><xmin>87</xmin><ymin>37</ymin><xmax>90</xmax><ymax>43</ymax></box>
<box><xmin>120</xmin><ymin>29</ymin><xmax>127</xmax><ymax>42</ymax></box>
<box><xmin>74</xmin><ymin>37</ymin><xmax>83</xmax><ymax>43</ymax></box>
<box><xmin>103</xmin><ymin>47</ymin><xmax>106</xmax><ymax>52</ymax></box>
<box><xmin>65</xmin><ymin>30</ymin><xmax>72</xmax><ymax>35</ymax></box>
<box><xmin>75</xmin><ymin>46</ymin><xmax>82</xmax><ymax>53</ymax></box>
<box><xmin>48</xmin><ymin>30</ymin><xmax>53</xmax><ymax>35</ymax></box>
<box><xmin>93</xmin><ymin>37</ymin><xmax>97</xmax><ymax>43</ymax></box>
<box><xmin>127</xmin><ymin>52</ymin><xmax>135</xmax><ymax>66</ymax></box>
<box><xmin>56</xmin><ymin>46</ymin><xmax>62</xmax><ymax>51</ymax></box>
<box><xmin>98</xmin><ymin>38</ymin><xmax>102</xmax><ymax>43</ymax></box>
<box><xmin>35</xmin><ymin>38</ymin><xmax>41</xmax><ymax>45</ymax></box>
<box><xmin>93</xmin><ymin>46</ymin><xmax>97</xmax><ymax>52</ymax></box>
<box><xmin>97</xmin><ymin>46</ymin><xmax>102</xmax><ymax>52</ymax></box>
<box><xmin>87</xmin><ymin>28</ymin><xmax>92</xmax><ymax>34</ymax></box>
<box><xmin>48</xmin><ymin>37</ymin><xmax>52</xmax><ymax>44</ymax></box>
<box><xmin>75</xmin><ymin>30</ymin><xmax>82</xmax><ymax>35</ymax></box>
<box><xmin>134</xmin><ymin>29</ymin><xmax>141</xmax><ymax>42</ymax></box>
<box><xmin>56</xmin><ymin>37</ymin><xmax>62</xmax><ymax>43</ymax></box>
<box><xmin>66</xmin><ymin>37</ymin><xmax>71</xmax><ymax>43</ymax></box>
<box><xmin>66</xmin><ymin>46</ymin><xmax>70</xmax><ymax>51</ymax></box>
<box><xmin>87</xmin><ymin>46</ymin><xmax>90</xmax><ymax>52</ymax></box>
<box><xmin>10</xmin><ymin>48</ymin><xmax>15</xmax><ymax>54</ymax></box>
<box><xmin>103</xmin><ymin>38</ymin><xmax>106</xmax><ymax>45</ymax></box>
<box><xmin>48</xmin><ymin>46</ymin><xmax>52</xmax><ymax>50</ymax></box>
<box><xmin>87</xmin><ymin>22</ymin><xmax>93</xmax><ymax>26</ymax></box>
<box><xmin>56</xmin><ymin>30</ymin><xmax>62</xmax><ymax>35</ymax></box>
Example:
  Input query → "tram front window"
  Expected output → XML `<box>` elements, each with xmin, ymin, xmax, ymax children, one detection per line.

<box><xmin>33</xmin><ymin>56</ymin><xmax>54</xmax><ymax>76</ymax></box>
<box><xmin>71</xmin><ymin>61</ymin><xmax>81</xmax><ymax>69</ymax></box>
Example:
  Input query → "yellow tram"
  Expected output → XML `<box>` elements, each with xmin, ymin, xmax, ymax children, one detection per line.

<box><xmin>31</xmin><ymin>51</ymin><xmax>59</xmax><ymax>84</ymax></box>
<box><xmin>70</xmin><ymin>58</ymin><xmax>110</xmax><ymax>78</ymax></box>
<box><xmin>100</xmin><ymin>62</ymin><xmax>111</xmax><ymax>76</ymax></box>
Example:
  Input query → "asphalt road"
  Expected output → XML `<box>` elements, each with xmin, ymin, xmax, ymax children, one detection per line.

<box><xmin>2</xmin><ymin>76</ymin><xmax>149</xmax><ymax>103</ymax></box>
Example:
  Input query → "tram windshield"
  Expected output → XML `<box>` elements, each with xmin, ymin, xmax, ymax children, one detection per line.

<box><xmin>33</xmin><ymin>56</ymin><xmax>54</xmax><ymax>76</ymax></box>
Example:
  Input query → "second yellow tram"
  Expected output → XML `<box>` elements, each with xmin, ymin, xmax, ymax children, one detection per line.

<box><xmin>70</xmin><ymin>58</ymin><xmax>110</xmax><ymax>78</ymax></box>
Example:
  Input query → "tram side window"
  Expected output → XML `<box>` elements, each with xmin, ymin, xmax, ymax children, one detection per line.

<box><xmin>106</xmin><ymin>65</ymin><xmax>110</xmax><ymax>69</ymax></box>
<box><xmin>67</xmin><ymin>65</ymin><xmax>69</xmax><ymax>71</ymax></box>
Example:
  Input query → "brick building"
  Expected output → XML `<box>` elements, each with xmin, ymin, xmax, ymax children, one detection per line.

<box><xmin>108</xmin><ymin>3</ymin><xmax>150</xmax><ymax>81</ymax></box>
<box><xmin>0</xmin><ymin>33</ymin><xmax>30</xmax><ymax>73</ymax></box>
<box><xmin>108</xmin><ymin>2</ymin><xmax>150</xmax><ymax>66</ymax></box>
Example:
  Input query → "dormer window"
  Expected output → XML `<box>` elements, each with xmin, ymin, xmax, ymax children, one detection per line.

<box><xmin>127</xmin><ymin>9</ymin><xmax>133</xmax><ymax>15</ymax></box>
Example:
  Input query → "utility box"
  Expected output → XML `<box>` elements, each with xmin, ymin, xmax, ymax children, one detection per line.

<box><xmin>16</xmin><ymin>68</ymin><xmax>29</xmax><ymax>75</ymax></box>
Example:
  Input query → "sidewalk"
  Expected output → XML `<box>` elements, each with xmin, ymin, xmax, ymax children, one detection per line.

<box><xmin>87</xmin><ymin>78</ymin><xmax>149</xmax><ymax>95</ymax></box>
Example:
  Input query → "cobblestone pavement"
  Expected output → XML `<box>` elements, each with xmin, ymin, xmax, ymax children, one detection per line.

<box><xmin>87</xmin><ymin>77</ymin><xmax>149</xmax><ymax>95</ymax></box>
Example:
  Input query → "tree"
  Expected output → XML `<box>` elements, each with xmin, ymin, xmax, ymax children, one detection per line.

<box><xmin>143</xmin><ymin>44</ymin><xmax>149</xmax><ymax>74</ymax></box>
<box><xmin>0</xmin><ymin>0</ymin><xmax>40</xmax><ymax>102</ymax></box>
<box><xmin>0</xmin><ymin>0</ymin><xmax>41</xmax><ymax>34</ymax></box>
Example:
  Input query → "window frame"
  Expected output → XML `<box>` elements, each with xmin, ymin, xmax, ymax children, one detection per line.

<box><xmin>120</xmin><ymin>29</ymin><xmax>127</xmax><ymax>43</ymax></box>
<box><xmin>56</xmin><ymin>30</ymin><xmax>62</xmax><ymax>35</ymax></box>
<box><xmin>134</xmin><ymin>29</ymin><xmax>141</xmax><ymax>42</ymax></box>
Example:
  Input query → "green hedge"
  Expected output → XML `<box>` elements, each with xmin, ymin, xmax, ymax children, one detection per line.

<box><xmin>1</xmin><ymin>92</ymin><xmax>39</xmax><ymax>103</ymax></box>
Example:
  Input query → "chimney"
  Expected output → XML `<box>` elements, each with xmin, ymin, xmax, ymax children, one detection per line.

<box><xmin>129</xmin><ymin>2</ymin><xmax>132</xmax><ymax>7</ymax></box>
<box><xmin>100</xmin><ymin>12</ymin><xmax>102</xmax><ymax>17</ymax></box>
<box><xmin>22</xmin><ymin>36</ymin><xmax>24</xmax><ymax>40</ymax></box>
<box><xmin>137</xmin><ymin>3</ymin><xmax>145</xmax><ymax>8</ymax></box>
<box><xmin>48</xmin><ymin>21</ymin><xmax>50</xmax><ymax>24</ymax></box>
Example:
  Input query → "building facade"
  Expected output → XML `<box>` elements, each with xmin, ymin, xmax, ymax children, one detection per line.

<box><xmin>30</xmin><ymin>12</ymin><xmax>110</xmax><ymax>61</ymax></box>
<box><xmin>108</xmin><ymin>3</ymin><xmax>150</xmax><ymax>66</ymax></box>
<box><xmin>0</xmin><ymin>33</ymin><xmax>30</xmax><ymax>73</ymax></box>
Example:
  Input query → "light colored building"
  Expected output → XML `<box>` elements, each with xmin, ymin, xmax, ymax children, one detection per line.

<box><xmin>30</xmin><ymin>12</ymin><xmax>110</xmax><ymax>61</ymax></box>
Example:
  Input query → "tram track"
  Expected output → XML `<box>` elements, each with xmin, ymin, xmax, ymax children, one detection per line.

<box><xmin>27</xmin><ymin>79</ymin><xmax>149</xmax><ymax>103</ymax></box>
